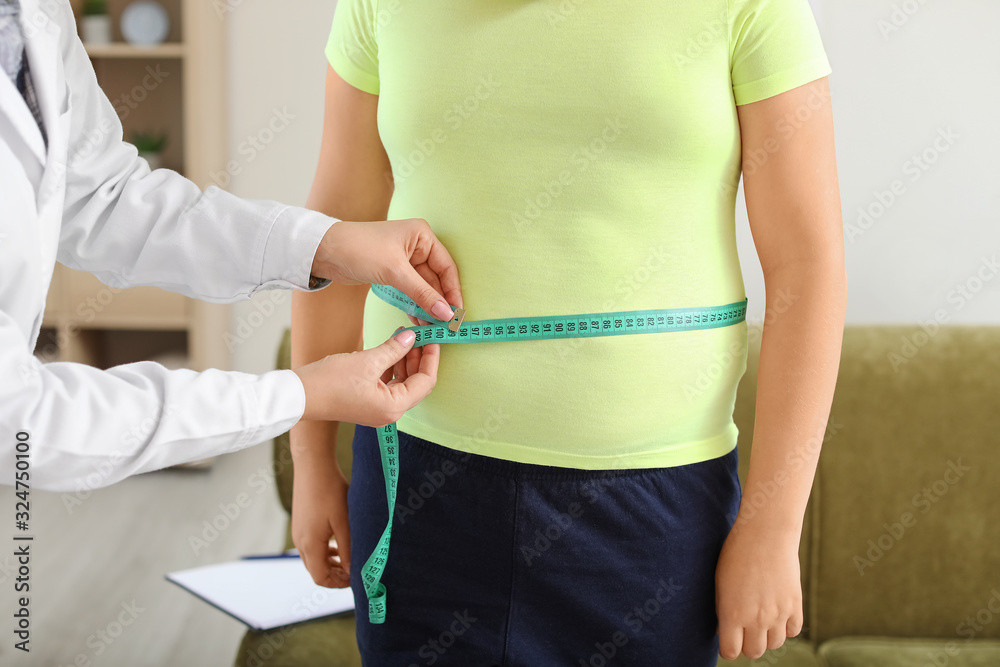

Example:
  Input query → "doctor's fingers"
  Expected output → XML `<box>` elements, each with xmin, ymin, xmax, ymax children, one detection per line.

<box><xmin>365</xmin><ymin>329</ymin><xmax>418</xmax><ymax>382</ymax></box>
<box><xmin>379</xmin><ymin>327</ymin><xmax>410</xmax><ymax>384</ymax></box>
<box><xmin>408</xmin><ymin>263</ymin><xmax>445</xmax><ymax>326</ymax></box>
<box><xmin>389</xmin><ymin>261</ymin><xmax>458</xmax><ymax>327</ymax></box>
<box><xmin>380</xmin><ymin>342</ymin><xmax>437</xmax><ymax>387</ymax></box>
<box><xmin>385</xmin><ymin>343</ymin><xmax>440</xmax><ymax>414</ymax></box>
<box><xmin>415</xmin><ymin>232</ymin><xmax>463</xmax><ymax>311</ymax></box>
<box><xmin>393</xmin><ymin>218</ymin><xmax>463</xmax><ymax>314</ymax></box>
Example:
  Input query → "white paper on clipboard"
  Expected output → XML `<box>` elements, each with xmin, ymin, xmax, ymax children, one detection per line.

<box><xmin>166</xmin><ymin>557</ymin><xmax>355</xmax><ymax>631</ymax></box>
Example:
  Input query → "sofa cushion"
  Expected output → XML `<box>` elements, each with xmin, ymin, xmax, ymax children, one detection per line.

<box><xmin>809</xmin><ymin>327</ymin><xmax>1000</xmax><ymax>642</ymax></box>
<box><xmin>818</xmin><ymin>636</ymin><xmax>1000</xmax><ymax>667</ymax></box>
<box><xmin>234</xmin><ymin>615</ymin><xmax>361</xmax><ymax>667</ymax></box>
<box><xmin>717</xmin><ymin>639</ymin><xmax>821</xmax><ymax>666</ymax></box>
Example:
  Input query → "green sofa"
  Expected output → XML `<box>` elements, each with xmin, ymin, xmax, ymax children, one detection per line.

<box><xmin>235</xmin><ymin>325</ymin><xmax>1000</xmax><ymax>666</ymax></box>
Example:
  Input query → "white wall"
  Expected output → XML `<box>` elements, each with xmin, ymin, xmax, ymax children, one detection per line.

<box><xmin>225</xmin><ymin>0</ymin><xmax>337</xmax><ymax>373</ymax></box>
<box><xmin>735</xmin><ymin>0</ymin><xmax>999</xmax><ymax>325</ymax></box>
<box><xmin>224</xmin><ymin>0</ymin><xmax>999</xmax><ymax>372</ymax></box>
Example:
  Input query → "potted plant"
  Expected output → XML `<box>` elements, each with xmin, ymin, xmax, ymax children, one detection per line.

<box><xmin>81</xmin><ymin>0</ymin><xmax>112</xmax><ymax>45</ymax></box>
<box><xmin>131</xmin><ymin>131</ymin><xmax>168</xmax><ymax>170</ymax></box>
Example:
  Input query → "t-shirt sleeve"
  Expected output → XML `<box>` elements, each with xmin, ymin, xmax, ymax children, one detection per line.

<box><xmin>728</xmin><ymin>0</ymin><xmax>831</xmax><ymax>106</ymax></box>
<box><xmin>325</xmin><ymin>0</ymin><xmax>380</xmax><ymax>95</ymax></box>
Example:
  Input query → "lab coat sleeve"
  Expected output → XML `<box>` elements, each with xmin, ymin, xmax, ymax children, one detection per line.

<box><xmin>0</xmin><ymin>4</ymin><xmax>327</xmax><ymax>493</ymax></box>
<box><xmin>1</xmin><ymin>308</ymin><xmax>306</xmax><ymax>493</ymax></box>
<box><xmin>52</xmin><ymin>2</ymin><xmax>335</xmax><ymax>301</ymax></box>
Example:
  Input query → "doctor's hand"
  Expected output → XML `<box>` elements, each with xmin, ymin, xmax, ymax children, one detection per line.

<box><xmin>292</xmin><ymin>327</ymin><xmax>438</xmax><ymax>426</ymax></box>
<box><xmin>311</xmin><ymin>218</ymin><xmax>464</xmax><ymax>326</ymax></box>
<box><xmin>290</xmin><ymin>327</ymin><xmax>437</xmax><ymax>588</ymax></box>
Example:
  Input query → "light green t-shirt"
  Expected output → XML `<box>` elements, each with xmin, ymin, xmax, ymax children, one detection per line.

<box><xmin>326</xmin><ymin>0</ymin><xmax>831</xmax><ymax>469</ymax></box>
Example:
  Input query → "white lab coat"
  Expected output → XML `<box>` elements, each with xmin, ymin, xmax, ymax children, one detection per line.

<box><xmin>0</xmin><ymin>0</ymin><xmax>336</xmax><ymax>492</ymax></box>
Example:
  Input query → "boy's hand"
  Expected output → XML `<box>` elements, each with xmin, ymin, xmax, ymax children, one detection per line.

<box><xmin>715</xmin><ymin>520</ymin><xmax>804</xmax><ymax>661</ymax></box>
<box><xmin>291</xmin><ymin>451</ymin><xmax>351</xmax><ymax>588</ymax></box>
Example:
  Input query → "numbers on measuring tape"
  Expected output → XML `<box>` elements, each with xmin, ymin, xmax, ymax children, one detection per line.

<box><xmin>364</xmin><ymin>285</ymin><xmax>747</xmax><ymax>625</ymax></box>
<box><xmin>391</xmin><ymin>302</ymin><xmax>747</xmax><ymax>349</ymax></box>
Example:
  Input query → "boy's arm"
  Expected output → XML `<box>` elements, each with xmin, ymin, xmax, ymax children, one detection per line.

<box><xmin>716</xmin><ymin>76</ymin><xmax>848</xmax><ymax>661</ymax></box>
<box><xmin>290</xmin><ymin>66</ymin><xmax>395</xmax><ymax>588</ymax></box>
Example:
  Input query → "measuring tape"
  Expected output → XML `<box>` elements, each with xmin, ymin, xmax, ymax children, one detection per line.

<box><xmin>360</xmin><ymin>283</ymin><xmax>748</xmax><ymax>623</ymax></box>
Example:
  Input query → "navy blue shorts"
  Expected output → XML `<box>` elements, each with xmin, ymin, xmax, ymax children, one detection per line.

<box><xmin>348</xmin><ymin>425</ymin><xmax>742</xmax><ymax>667</ymax></box>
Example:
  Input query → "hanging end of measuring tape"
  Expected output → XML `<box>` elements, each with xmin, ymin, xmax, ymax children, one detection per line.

<box><xmin>368</xmin><ymin>585</ymin><xmax>388</xmax><ymax>624</ymax></box>
<box><xmin>448</xmin><ymin>307</ymin><xmax>466</xmax><ymax>333</ymax></box>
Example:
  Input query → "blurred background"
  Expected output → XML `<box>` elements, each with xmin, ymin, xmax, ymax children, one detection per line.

<box><xmin>2</xmin><ymin>0</ymin><xmax>998</xmax><ymax>665</ymax></box>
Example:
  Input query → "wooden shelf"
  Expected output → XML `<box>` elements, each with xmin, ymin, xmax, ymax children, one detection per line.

<box><xmin>84</xmin><ymin>42</ymin><xmax>186</xmax><ymax>59</ymax></box>
<box><xmin>42</xmin><ymin>0</ymin><xmax>233</xmax><ymax>378</ymax></box>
